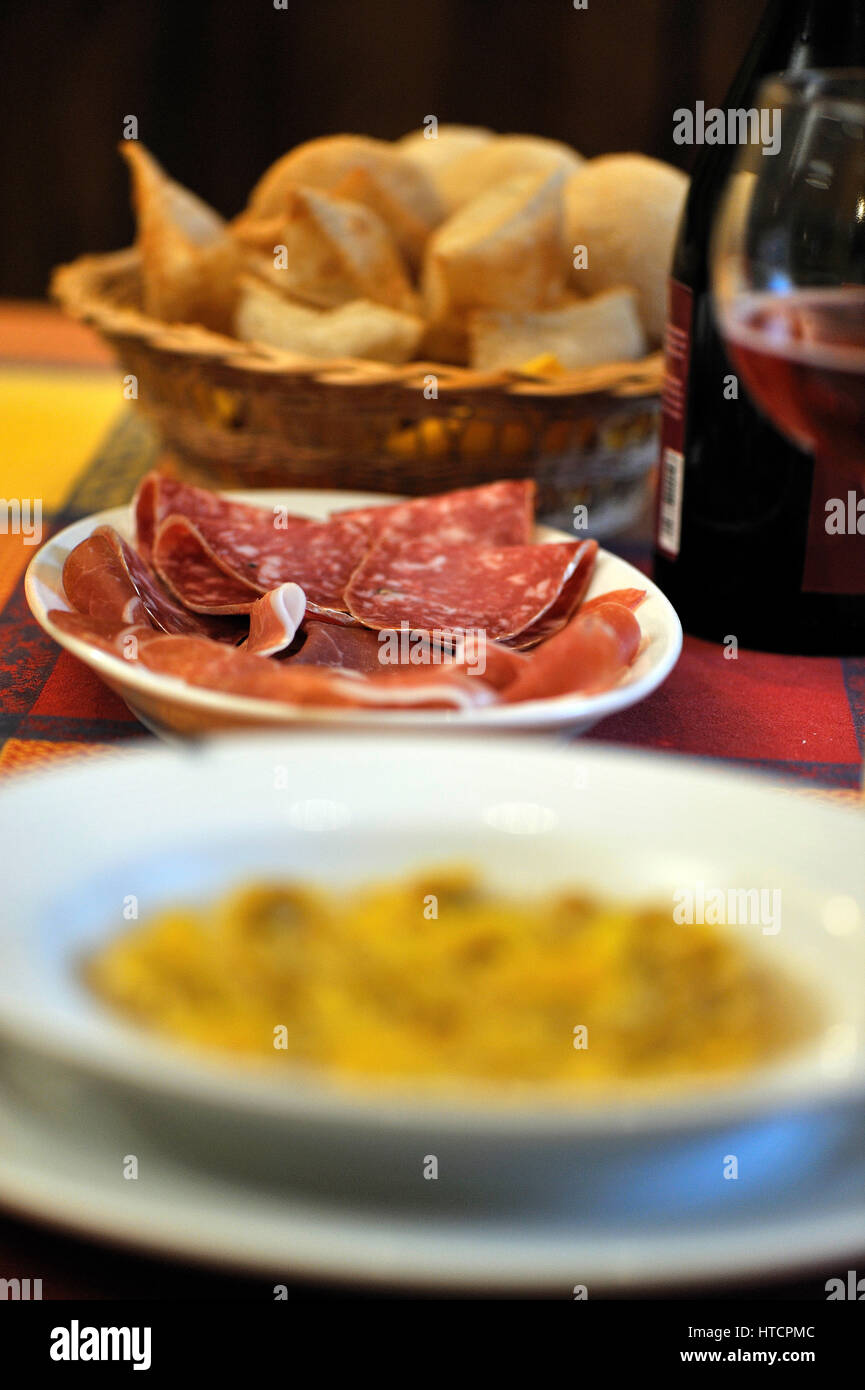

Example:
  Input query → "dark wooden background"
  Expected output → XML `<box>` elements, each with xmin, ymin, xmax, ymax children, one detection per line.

<box><xmin>0</xmin><ymin>0</ymin><xmax>764</xmax><ymax>297</ymax></box>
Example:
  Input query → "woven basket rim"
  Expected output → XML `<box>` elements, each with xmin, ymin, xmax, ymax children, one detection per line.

<box><xmin>51</xmin><ymin>248</ymin><xmax>664</xmax><ymax>402</ymax></box>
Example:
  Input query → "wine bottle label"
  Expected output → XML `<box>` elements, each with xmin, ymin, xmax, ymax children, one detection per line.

<box><xmin>802</xmin><ymin>458</ymin><xmax>865</xmax><ymax>594</ymax></box>
<box><xmin>655</xmin><ymin>278</ymin><xmax>693</xmax><ymax>558</ymax></box>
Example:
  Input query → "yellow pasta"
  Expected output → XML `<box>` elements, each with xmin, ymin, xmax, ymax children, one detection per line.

<box><xmin>85</xmin><ymin>868</ymin><xmax>810</xmax><ymax>1093</ymax></box>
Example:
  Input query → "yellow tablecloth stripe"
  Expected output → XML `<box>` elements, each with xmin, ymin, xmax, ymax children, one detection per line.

<box><xmin>0</xmin><ymin>368</ymin><xmax>122</xmax><ymax>508</ymax></box>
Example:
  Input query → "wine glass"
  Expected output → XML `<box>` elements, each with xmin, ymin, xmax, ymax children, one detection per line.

<box><xmin>713</xmin><ymin>71</ymin><xmax>865</xmax><ymax>472</ymax></box>
<box><xmin>711</xmin><ymin>70</ymin><xmax>865</xmax><ymax>787</ymax></box>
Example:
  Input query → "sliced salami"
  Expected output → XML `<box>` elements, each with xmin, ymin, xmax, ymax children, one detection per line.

<box><xmin>132</xmin><ymin>472</ymin><xmax>161</xmax><ymax>558</ymax></box>
<box><xmin>249</xmin><ymin>512</ymin><xmax>375</xmax><ymax>608</ymax></box>
<box><xmin>135</xmin><ymin>473</ymin><xmax>235</xmax><ymax>557</ymax></box>
<box><xmin>136</xmin><ymin>476</ymin><xmax>534</xmax><ymax>627</ymax></box>
<box><xmin>339</xmin><ymin>479</ymin><xmax>535</xmax><ymax>549</ymax></box>
<box><xmin>150</xmin><ymin>507</ymin><xmax>371</xmax><ymax>620</ymax></box>
<box><xmin>90</xmin><ymin>526</ymin><xmax>241</xmax><ymax>640</ymax></box>
<box><xmin>152</xmin><ymin>515</ymin><xmax>264</xmax><ymax>614</ymax></box>
<box><xmin>507</xmin><ymin>538</ymin><xmax>598</xmax><ymax>648</ymax></box>
<box><xmin>135</xmin><ymin>471</ymin><xmax>357</xmax><ymax>610</ymax></box>
<box><xmin>345</xmin><ymin>539</ymin><xmax>583</xmax><ymax>640</ymax></box>
<box><xmin>133</xmin><ymin>471</ymin><xmax>313</xmax><ymax>558</ymax></box>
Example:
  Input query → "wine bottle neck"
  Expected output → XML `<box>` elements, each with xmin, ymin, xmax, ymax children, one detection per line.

<box><xmin>781</xmin><ymin>0</ymin><xmax>865</xmax><ymax>70</ymax></box>
<box><xmin>723</xmin><ymin>0</ymin><xmax>865</xmax><ymax>112</ymax></box>
<box><xmin>795</xmin><ymin>0</ymin><xmax>865</xmax><ymax>65</ymax></box>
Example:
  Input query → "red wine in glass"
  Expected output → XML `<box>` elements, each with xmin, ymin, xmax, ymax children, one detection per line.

<box><xmin>724</xmin><ymin>286</ymin><xmax>865</xmax><ymax>477</ymax></box>
<box><xmin>709</xmin><ymin>69</ymin><xmax>865</xmax><ymax>658</ymax></box>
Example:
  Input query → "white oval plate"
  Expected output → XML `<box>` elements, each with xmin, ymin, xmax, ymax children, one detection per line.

<box><xmin>0</xmin><ymin>735</ymin><xmax>862</xmax><ymax>1145</ymax></box>
<box><xmin>25</xmin><ymin>489</ymin><xmax>682</xmax><ymax>736</ymax></box>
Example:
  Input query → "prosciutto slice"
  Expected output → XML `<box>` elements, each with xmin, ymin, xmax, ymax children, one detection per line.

<box><xmin>345</xmin><ymin>540</ymin><xmax>585</xmax><ymax>641</ymax></box>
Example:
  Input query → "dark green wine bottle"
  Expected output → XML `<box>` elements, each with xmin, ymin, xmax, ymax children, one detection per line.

<box><xmin>653</xmin><ymin>0</ymin><xmax>865</xmax><ymax>654</ymax></box>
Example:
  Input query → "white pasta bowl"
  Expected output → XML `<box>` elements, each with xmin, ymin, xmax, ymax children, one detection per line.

<box><xmin>0</xmin><ymin>735</ymin><xmax>862</xmax><ymax>1202</ymax></box>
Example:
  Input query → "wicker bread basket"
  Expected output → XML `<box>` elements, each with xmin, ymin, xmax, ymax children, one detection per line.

<box><xmin>52</xmin><ymin>248</ymin><xmax>663</xmax><ymax>533</ymax></box>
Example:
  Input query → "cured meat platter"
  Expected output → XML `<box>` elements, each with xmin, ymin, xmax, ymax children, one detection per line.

<box><xmin>26</xmin><ymin>482</ymin><xmax>682</xmax><ymax>736</ymax></box>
